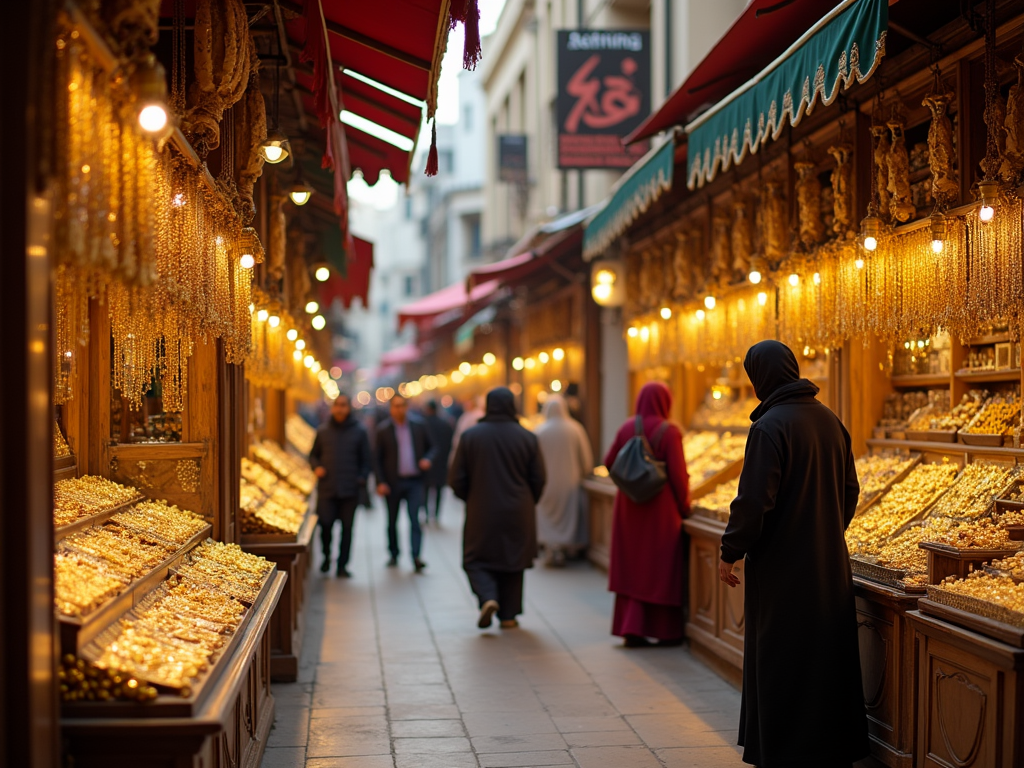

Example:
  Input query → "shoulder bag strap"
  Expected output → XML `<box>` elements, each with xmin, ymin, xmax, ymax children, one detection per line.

<box><xmin>635</xmin><ymin>414</ymin><xmax>656</xmax><ymax>454</ymax></box>
<box><xmin>651</xmin><ymin>420</ymin><xmax>671</xmax><ymax>453</ymax></box>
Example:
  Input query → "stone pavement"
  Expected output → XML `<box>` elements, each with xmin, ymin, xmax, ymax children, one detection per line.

<box><xmin>261</xmin><ymin>495</ymin><xmax>880</xmax><ymax>768</ymax></box>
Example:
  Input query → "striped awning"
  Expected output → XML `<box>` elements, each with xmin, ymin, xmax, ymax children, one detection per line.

<box><xmin>583</xmin><ymin>136</ymin><xmax>676</xmax><ymax>261</ymax></box>
<box><xmin>686</xmin><ymin>0</ymin><xmax>888</xmax><ymax>189</ymax></box>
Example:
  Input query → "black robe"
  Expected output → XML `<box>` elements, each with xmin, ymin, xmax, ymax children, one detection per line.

<box><xmin>449</xmin><ymin>388</ymin><xmax>546</xmax><ymax>572</ymax></box>
<box><xmin>722</xmin><ymin>341</ymin><xmax>869</xmax><ymax>768</ymax></box>
<box><xmin>423</xmin><ymin>413</ymin><xmax>454</xmax><ymax>487</ymax></box>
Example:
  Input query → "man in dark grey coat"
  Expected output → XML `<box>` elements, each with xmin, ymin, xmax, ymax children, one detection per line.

<box><xmin>719</xmin><ymin>340</ymin><xmax>868</xmax><ymax>768</ymax></box>
<box><xmin>449</xmin><ymin>388</ymin><xmax>546</xmax><ymax>629</ymax></box>
<box><xmin>309</xmin><ymin>395</ymin><xmax>371</xmax><ymax>577</ymax></box>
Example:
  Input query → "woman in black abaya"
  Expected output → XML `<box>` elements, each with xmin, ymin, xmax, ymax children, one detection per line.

<box><xmin>719</xmin><ymin>340</ymin><xmax>869</xmax><ymax>768</ymax></box>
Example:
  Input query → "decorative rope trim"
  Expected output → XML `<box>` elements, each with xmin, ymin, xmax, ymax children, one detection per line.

<box><xmin>584</xmin><ymin>169</ymin><xmax>672</xmax><ymax>259</ymax></box>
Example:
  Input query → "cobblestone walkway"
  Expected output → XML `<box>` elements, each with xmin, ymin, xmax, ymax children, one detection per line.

<box><xmin>260</xmin><ymin>496</ymin><xmax>876</xmax><ymax>768</ymax></box>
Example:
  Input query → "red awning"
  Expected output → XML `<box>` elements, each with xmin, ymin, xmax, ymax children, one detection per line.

<box><xmin>467</xmin><ymin>227</ymin><xmax>583</xmax><ymax>290</ymax></box>
<box><xmin>379</xmin><ymin>343</ymin><xmax>423</xmax><ymax>366</ymax></box>
<box><xmin>319</xmin><ymin>235</ymin><xmax>374</xmax><ymax>309</ymax></box>
<box><xmin>397</xmin><ymin>280</ymin><xmax>500</xmax><ymax>332</ymax></box>
<box><xmin>625</xmin><ymin>0</ymin><xmax>842</xmax><ymax>144</ymax></box>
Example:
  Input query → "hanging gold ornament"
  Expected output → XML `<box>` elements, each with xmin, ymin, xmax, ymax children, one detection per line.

<box><xmin>870</xmin><ymin>119</ymin><xmax>892</xmax><ymax>220</ymax></box>
<box><xmin>710</xmin><ymin>209</ymin><xmax>732</xmax><ymax>287</ymax></box>
<box><xmin>828</xmin><ymin>140</ymin><xmax>854</xmax><ymax>237</ymax></box>
<box><xmin>759</xmin><ymin>179</ymin><xmax>788</xmax><ymax>267</ymax></box>
<box><xmin>795</xmin><ymin>160</ymin><xmax>825</xmax><ymax>249</ymax></box>
<box><xmin>923</xmin><ymin>80</ymin><xmax>959</xmax><ymax>210</ymax></box>
<box><xmin>730</xmin><ymin>197</ymin><xmax>753</xmax><ymax>280</ymax></box>
<box><xmin>1001</xmin><ymin>51</ymin><xmax>1024</xmax><ymax>184</ymax></box>
<box><xmin>887</xmin><ymin>108</ymin><xmax>916</xmax><ymax>223</ymax></box>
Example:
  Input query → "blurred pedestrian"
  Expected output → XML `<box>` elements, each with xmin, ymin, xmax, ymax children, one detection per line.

<box><xmin>604</xmin><ymin>382</ymin><xmax>690</xmax><ymax>647</ymax></box>
<box><xmin>534</xmin><ymin>394</ymin><xmax>593</xmax><ymax>566</ymax></box>
<box><xmin>422</xmin><ymin>400</ymin><xmax>454</xmax><ymax>523</ymax></box>
<box><xmin>451</xmin><ymin>394</ymin><xmax>484</xmax><ymax>463</ymax></box>
<box><xmin>719</xmin><ymin>340</ymin><xmax>868</xmax><ymax>768</ymax></box>
<box><xmin>309</xmin><ymin>394</ymin><xmax>371</xmax><ymax>578</ymax></box>
<box><xmin>374</xmin><ymin>394</ymin><xmax>436</xmax><ymax>572</ymax></box>
<box><xmin>449</xmin><ymin>388</ymin><xmax>546</xmax><ymax>629</ymax></box>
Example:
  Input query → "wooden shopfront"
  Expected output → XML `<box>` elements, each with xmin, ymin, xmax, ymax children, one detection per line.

<box><xmin>582</xmin><ymin>1</ymin><xmax>1024</xmax><ymax>766</ymax></box>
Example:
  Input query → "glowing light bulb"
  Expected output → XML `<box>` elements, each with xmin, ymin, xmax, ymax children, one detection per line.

<box><xmin>640</xmin><ymin>327</ymin><xmax>650</xmax><ymax>341</ymax></box>
<box><xmin>696</xmin><ymin>309</ymin><xmax>706</xmax><ymax>321</ymax></box>
<box><xmin>315</xmin><ymin>267</ymin><xmax>330</xmax><ymax>282</ymax></box>
<box><xmin>138</xmin><ymin>104</ymin><xmax>168</xmax><ymax>134</ymax></box>
<box><xmin>330</xmin><ymin>366</ymin><xmax>342</xmax><ymax>379</ymax></box>
<box><xmin>595</xmin><ymin>269</ymin><xmax>615</xmax><ymax>285</ymax></box>
<box><xmin>592</xmin><ymin>283</ymin><xmax>612</xmax><ymax>302</ymax></box>
<box><xmin>248</xmin><ymin>303</ymin><xmax>255</xmax><ymax>314</ymax></box>
<box><xmin>551</xmin><ymin>380</ymin><xmax>562</xmax><ymax>392</ymax></box>
<box><xmin>293</xmin><ymin>350</ymin><xmax>303</xmax><ymax>361</ymax></box>
<box><xmin>627</xmin><ymin>327</ymin><xmax>638</xmax><ymax>338</ymax></box>
<box><xmin>525</xmin><ymin>357</ymin><xmax>536</xmax><ymax>369</ymax></box>
<box><xmin>256</xmin><ymin>309</ymin><xmax>269</xmax><ymax>322</ymax></box>
<box><xmin>286</xmin><ymin>329</ymin><xmax>298</xmax><ymax>341</ymax></box>
<box><xmin>312</xmin><ymin>314</ymin><xmax>326</xmax><ymax>330</ymax></box>
<box><xmin>980</xmin><ymin>205</ymin><xmax>995</xmax><ymax>223</ymax></box>
<box><xmin>239</xmin><ymin>253</ymin><xmax>255</xmax><ymax>269</ymax></box>
<box><xmin>295</xmin><ymin>340</ymin><xmax>306</xmax><ymax>350</ymax></box>
<box><xmin>932</xmin><ymin>239</ymin><xmax>944</xmax><ymax>254</ymax></box>
<box><xmin>539</xmin><ymin>352</ymin><xmax>550</xmax><ymax>364</ymax></box>
<box><xmin>757</xmin><ymin>291</ymin><xmax>768</xmax><ymax>307</ymax></box>
<box><xmin>855</xmin><ymin>258</ymin><xmax>865</xmax><ymax>270</ymax></box>
<box><xmin>289</xmin><ymin>189</ymin><xmax>312</xmax><ymax>206</ymax></box>
<box><xmin>305</xmin><ymin>301</ymin><xmax>319</xmax><ymax>314</ymax></box>
<box><xmin>788</xmin><ymin>273</ymin><xmax>799</xmax><ymax>287</ymax></box>
<box><xmin>262</xmin><ymin>145</ymin><xmax>284</xmax><ymax>163</ymax></box>
<box><xmin>660</xmin><ymin>307</ymin><xmax>672</xmax><ymax>320</ymax></box>
<box><xmin>459</xmin><ymin>362</ymin><xmax>472</xmax><ymax>375</ymax></box>
<box><xmin>512</xmin><ymin>357</ymin><xmax>525</xmax><ymax>371</ymax></box>
<box><xmin>552</xmin><ymin>348</ymin><xmax>565</xmax><ymax>361</ymax></box>
<box><xmin>813</xmin><ymin>272</ymin><xmax>821</xmax><ymax>285</ymax></box>
<box><xmin>704</xmin><ymin>296</ymin><xmax>716</xmax><ymax>310</ymax></box>
<box><xmin>483</xmin><ymin>352</ymin><xmax>497</xmax><ymax>366</ymax></box>
<box><xmin>748</xmin><ymin>271</ymin><xmax>762</xmax><ymax>285</ymax></box>
<box><xmin>303</xmin><ymin>355</ymin><xmax>314</xmax><ymax>368</ymax></box>
<box><xmin>863</xmin><ymin>235</ymin><xmax>878</xmax><ymax>251</ymax></box>
<box><xmin>268</xmin><ymin>315</ymin><xmax>280</xmax><ymax>328</ymax></box>
<box><xmin>312</xmin><ymin>362</ymin><xmax>321</xmax><ymax>373</ymax></box>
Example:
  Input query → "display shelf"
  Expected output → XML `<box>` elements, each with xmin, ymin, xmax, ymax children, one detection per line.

<box><xmin>967</xmin><ymin>333</ymin><xmax>1012</xmax><ymax>346</ymax></box>
<box><xmin>240</xmin><ymin>503</ymin><xmax>315</xmax><ymax>546</ymax></box>
<box><xmin>582</xmin><ymin>476</ymin><xmax>615</xmax><ymax>571</ymax></box>
<box><xmin>890</xmin><ymin>373</ymin><xmax>950</xmax><ymax>388</ymax></box>
<box><xmin>919</xmin><ymin>592</ymin><xmax>1024</xmax><ymax>648</ymax></box>
<box><xmin>953</xmin><ymin>368</ymin><xmax>1021</xmax><ymax>383</ymax></box>
<box><xmin>919</xmin><ymin>541</ymin><xmax>1021</xmax><ymax>584</ymax></box>
<box><xmin>690</xmin><ymin>458</ymin><xmax>744</xmax><ymax>500</ymax></box>
<box><xmin>856</xmin><ymin>454</ymin><xmax>922</xmax><ymax>512</ymax></box>
<box><xmin>58</xmin><ymin>524</ymin><xmax>212</xmax><ymax>655</ymax></box>
<box><xmin>242</xmin><ymin>510</ymin><xmax>317</xmax><ymax>681</ymax></box>
<box><xmin>54</xmin><ymin>494</ymin><xmax>147</xmax><ymax>544</ymax></box>
<box><xmin>60</xmin><ymin>571</ymin><xmax>286</xmax><ymax>768</ymax></box>
<box><xmin>867</xmin><ymin>438</ymin><xmax>1024</xmax><ymax>460</ymax></box>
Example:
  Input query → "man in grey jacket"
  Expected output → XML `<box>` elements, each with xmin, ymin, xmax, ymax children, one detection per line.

<box><xmin>309</xmin><ymin>394</ymin><xmax>371</xmax><ymax>577</ymax></box>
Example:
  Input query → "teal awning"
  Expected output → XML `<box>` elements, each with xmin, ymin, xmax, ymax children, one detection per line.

<box><xmin>686</xmin><ymin>0</ymin><xmax>887</xmax><ymax>189</ymax></box>
<box><xmin>583</xmin><ymin>136</ymin><xmax>676</xmax><ymax>260</ymax></box>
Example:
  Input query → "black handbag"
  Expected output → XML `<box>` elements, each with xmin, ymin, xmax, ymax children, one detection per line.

<box><xmin>609</xmin><ymin>415</ymin><xmax>670</xmax><ymax>503</ymax></box>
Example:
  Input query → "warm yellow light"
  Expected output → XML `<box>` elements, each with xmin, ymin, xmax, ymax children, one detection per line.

<box><xmin>451</xmin><ymin>371</ymin><xmax>465</xmax><ymax>383</ymax></box>
<box><xmin>305</xmin><ymin>301</ymin><xmax>319</xmax><ymax>314</ymax></box>
<box><xmin>425</xmin><ymin>375</ymin><xmax>438</xmax><ymax>390</ymax></box>
<box><xmin>262</xmin><ymin>145</ymin><xmax>285</xmax><ymax>163</ymax></box>
<box><xmin>482</xmin><ymin>352</ymin><xmax>497</xmax><ymax>366</ymax></box>
<box><xmin>268</xmin><ymin>315</ymin><xmax>280</xmax><ymax>328</ymax></box>
<box><xmin>239</xmin><ymin>253</ymin><xmax>255</xmax><ymax>269</ymax></box>
<box><xmin>704</xmin><ymin>296</ymin><xmax>716</xmax><ymax>310</ymax></box>
<box><xmin>315</xmin><ymin>267</ymin><xmax>330</xmax><ymax>282</ymax></box>
<box><xmin>748</xmin><ymin>270</ymin><xmax>761</xmax><ymax>285</ymax></box>
<box><xmin>788</xmin><ymin>273</ymin><xmax>799</xmax><ymax>287</ymax></box>
<box><xmin>525</xmin><ymin>357</ymin><xmax>537</xmax><ymax>370</ymax></box>
<box><xmin>931</xmin><ymin>239</ymin><xmax>944</xmax><ymax>254</ymax></box>
<box><xmin>138</xmin><ymin>104</ymin><xmax>168</xmax><ymax>134</ymax></box>
<box><xmin>318</xmin><ymin>370</ymin><xmax>330</xmax><ymax>383</ymax></box>
<box><xmin>863</xmin><ymin>236</ymin><xmax>878</xmax><ymax>251</ymax></box>
<box><xmin>312</xmin><ymin>315</ymin><xmax>326</xmax><ymax>330</ymax></box>
<box><xmin>551</xmin><ymin>379</ymin><xmax>562</xmax><ymax>392</ymax></box>
<box><xmin>552</xmin><ymin>348</ymin><xmax>565</xmax><ymax>361</ymax></box>
<box><xmin>248</xmin><ymin>303</ymin><xmax>255</xmax><ymax>314</ymax></box>
<box><xmin>459</xmin><ymin>362</ymin><xmax>472</xmax><ymax>375</ymax></box>
<box><xmin>980</xmin><ymin>205</ymin><xmax>995</xmax><ymax>223</ymax></box>
<box><xmin>813</xmin><ymin>272</ymin><xmax>821</xmax><ymax>285</ymax></box>
<box><xmin>512</xmin><ymin>357</ymin><xmax>525</xmax><ymax>371</ymax></box>
<box><xmin>595</xmin><ymin>269</ymin><xmax>616</xmax><ymax>285</ymax></box>
<box><xmin>289</xmin><ymin>189</ymin><xmax>312</xmax><ymax>206</ymax></box>
<box><xmin>286</xmin><ymin>329</ymin><xmax>298</xmax><ymax>341</ymax></box>
<box><xmin>757</xmin><ymin>291</ymin><xmax>768</xmax><ymax>307</ymax></box>
<box><xmin>660</xmin><ymin>307</ymin><xmax>672</xmax><ymax>320</ymax></box>
<box><xmin>256</xmin><ymin>309</ymin><xmax>269</xmax><ymax>322</ymax></box>
<box><xmin>696</xmin><ymin>309</ymin><xmax>706</xmax><ymax>321</ymax></box>
<box><xmin>855</xmin><ymin>258</ymin><xmax>865</xmax><ymax>270</ymax></box>
<box><xmin>437</xmin><ymin>374</ymin><xmax>448</xmax><ymax>387</ymax></box>
<box><xmin>296</xmin><ymin>340</ymin><xmax>306</xmax><ymax>350</ymax></box>
<box><xmin>627</xmin><ymin>326</ymin><xmax>638</xmax><ymax>338</ymax></box>
<box><xmin>538</xmin><ymin>352</ymin><xmax>550</xmax><ymax>364</ymax></box>
<box><xmin>640</xmin><ymin>327</ymin><xmax>651</xmax><ymax>341</ymax></box>
<box><xmin>712</xmin><ymin>390</ymin><xmax>722</xmax><ymax>400</ymax></box>
<box><xmin>311</xmin><ymin>362</ymin><xmax>321</xmax><ymax>373</ymax></box>
<box><xmin>592</xmin><ymin>283</ymin><xmax>613</xmax><ymax>302</ymax></box>
<box><xmin>303</xmin><ymin>355</ymin><xmax>314</xmax><ymax>368</ymax></box>
<box><xmin>293</xmin><ymin>350</ymin><xmax>303</xmax><ymax>361</ymax></box>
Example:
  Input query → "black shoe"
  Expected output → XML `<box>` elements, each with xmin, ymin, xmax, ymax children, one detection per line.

<box><xmin>478</xmin><ymin>600</ymin><xmax>499</xmax><ymax>629</ymax></box>
<box><xmin>414</xmin><ymin>558</ymin><xmax>427</xmax><ymax>573</ymax></box>
<box><xmin>623</xmin><ymin>635</ymin><xmax>653</xmax><ymax>648</ymax></box>
<box><xmin>656</xmin><ymin>637</ymin><xmax>684</xmax><ymax>647</ymax></box>
<box><xmin>320</xmin><ymin>559</ymin><xmax>330</xmax><ymax>573</ymax></box>
<box><xmin>386</xmin><ymin>556</ymin><xmax>398</xmax><ymax>568</ymax></box>
<box><xmin>336</xmin><ymin>568</ymin><xmax>352</xmax><ymax>578</ymax></box>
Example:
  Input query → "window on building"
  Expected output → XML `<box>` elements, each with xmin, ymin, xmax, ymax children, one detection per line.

<box><xmin>438</xmin><ymin>149</ymin><xmax>453</xmax><ymax>174</ymax></box>
<box><xmin>464</xmin><ymin>214</ymin><xmax>482</xmax><ymax>259</ymax></box>
<box><xmin>404</xmin><ymin>275</ymin><xmax>415</xmax><ymax>296</ymax></box>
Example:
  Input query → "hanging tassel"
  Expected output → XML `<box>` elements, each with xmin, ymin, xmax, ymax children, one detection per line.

<box><xmin>462</xmin><ymin>0</ymin><xmax>482</xmax><ymax>70</ymax></box>
<box><xmin>449</xmin><ymin>0</ymin><xmax>469</xmax><ymax>25</ymax></box>
<box><xmin>425</xmin><ymin>120</ymin><xmax>439</xmax><ymax>176</ymax></box>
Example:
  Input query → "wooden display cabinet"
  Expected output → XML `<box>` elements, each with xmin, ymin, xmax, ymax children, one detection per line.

<box><xmin>908</xmin><ymin>609</ymin><xmax>1024</xmax><ymax>768</ymax></box>
<box><xmin>242</xmin><ymin>510</ymin><xmax>318</xmax><ymax>682</ymax></box>
<box><xmin>582</xmin><ymin>475</ymin><xmax>615</xmax><ymax>571</ymax></box>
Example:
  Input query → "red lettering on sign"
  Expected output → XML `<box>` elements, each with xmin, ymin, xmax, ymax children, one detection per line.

<box><xmin>564</xmin><ymin>55</ymin><xmax>642</xmax><ymax>133</ymax></box>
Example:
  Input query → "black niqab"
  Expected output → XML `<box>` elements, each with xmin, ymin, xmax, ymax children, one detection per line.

<box><xmin>481</xmin><ymin>387</ymin><xmax>517</xmax><ymax>422</ymax></box>
<box><xmin>744</xmin><ymin>340</ymin><xmax>819</xmax><ymax>422</ymax></box>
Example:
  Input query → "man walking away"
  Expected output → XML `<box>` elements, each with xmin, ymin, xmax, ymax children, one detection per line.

<box><xmin>309</xmin><ymin>394</ymin><xmax>371</xmax><ymax>578</ymax></box>
<box><xmin>422</xmin><ymin>400</ymin><xmax>454</xmax><ymax>524</ymax></box>
<box><xmin>375</xmin><ymin>395</ymin><xmax>435</xmax><ymax>572</ymax></box>
<box><xmin>449</xmin><ymin>388</ymin><xmax>546</xmax><ymax>629</ymax></box>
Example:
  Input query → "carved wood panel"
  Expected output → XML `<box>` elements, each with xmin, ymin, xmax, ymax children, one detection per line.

<box><xmin>921</xmin><ymin>644</ymin><xmax>996</xmax><ymax>768</ymax></box>
<box><xmin>718</xmin><ymin>559</ymin><xmax>745</xmax><ymax>651</ymax></box>
<box><xmin>690</xmin><ymin>536</ymin><xmax>718</xmax><ymax>636</ymax></box>
<box><xmin>856</xmin><ymin>603</ymin><xmax>895</xmax><ymax>727</ymax></box>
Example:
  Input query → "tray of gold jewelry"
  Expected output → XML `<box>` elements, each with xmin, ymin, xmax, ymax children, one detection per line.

<box><xmin>54</xmin><ymin>475</ymin><xmax>147</xmax><ymax>543</ymax></box>
<box><xmin>854</xmin><ymin>453</ymin><xmax>922</xmax><ymax>512</ymax></box>
<box><xmin>57</xmin><ymin>520</ymin><xmax>212</xmax><ymax>656</ymax></box>
<box><xmin>240</xmin><ymin>503</ymin><xmax>318</xmax><ymax>545</ymax></box>
<box><xmin>920</xmin><ymin>581</ymin><xmax>1024</xmax><ymax>647</ymax></box>
<box><xmin>64</xmin><ymin>542</ymin><xmax>278</xmax><ymax>718</ymax></box>
<box><xmin>850</xmin><ymin>556</ymin><xmax>912</xmax><ymax>589</ymax></box>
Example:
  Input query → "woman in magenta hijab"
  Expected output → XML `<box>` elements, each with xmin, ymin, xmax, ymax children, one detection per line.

<box><xmin>603</xmin><ymin>382</ymin><xmax>690</xmax><ymax>646</ymax></box>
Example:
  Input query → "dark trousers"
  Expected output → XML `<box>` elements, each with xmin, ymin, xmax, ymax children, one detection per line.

<box><xmin>464</xmin><ymin>565</ymin><xmax>524</xmax><ymax>620</ymax></box>
<box><xmin>318</xmin><ymin>496</ymin><xmax>358</xmax><ymax>568</ymax></box>
<box><xmin>425</xmin><ymin>484</ymin><xmax>444</xmax><ymax>519</ymax></box>
<box><xmin>385</xmin><ymin>478</ymin><xmax>424</xmax><ymax>560</ymax></box>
